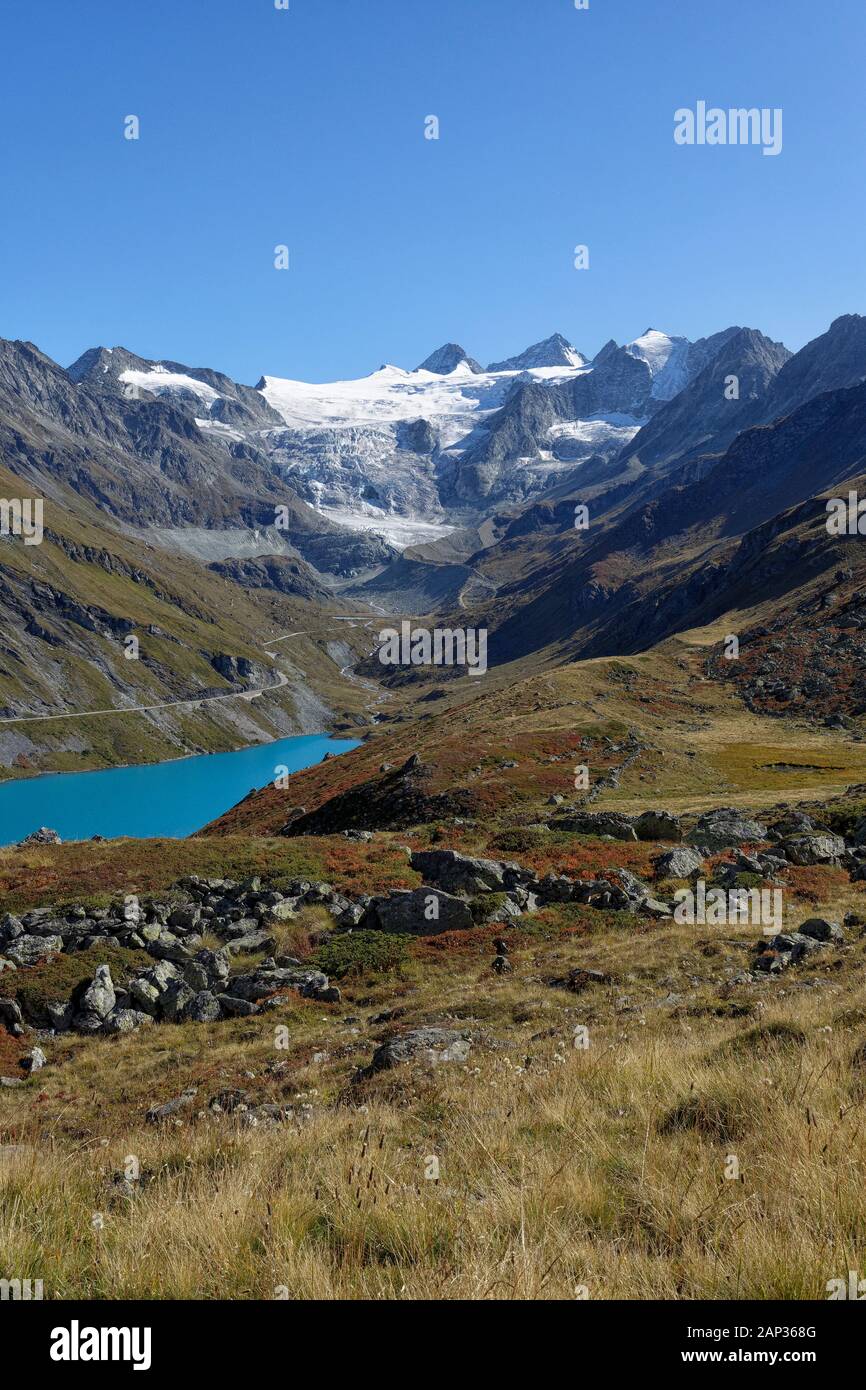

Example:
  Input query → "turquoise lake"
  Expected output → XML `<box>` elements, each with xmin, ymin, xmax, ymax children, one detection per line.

<box><xmin>0</xmin><ymin>734</ymin><xmax>362</xmax><ymax>845</ymax></box>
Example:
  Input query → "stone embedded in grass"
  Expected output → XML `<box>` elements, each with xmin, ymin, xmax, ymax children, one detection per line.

<box><xmin>227</xmin><ymin>965</ymin><xmax>330</xmax><ymax>1002</ymax></box>
<box><xmin>653</xmin><ymin>846</ymin><xmax>704</xmax><ymax>879</ymax></box>
<box><xmin>368</xmin><ymin>1028</ymin><xmax>472</xmax><ymax>1072</ymax></box>
<box><xmin>362</xmin><ymin>887</ymin><xmax>473</xmax><ymax>934</ymax></box>
<box><xmin>215</xmin><ymin>994</ymin><xmax>260</xmax><ymax>1016</ymax></box>
<box><xmin>184</xmin><ymin>991</ymin><xmax>222</xmax><ymax>1023</ymax></box>
<box><xmin>633</xmin><ymin>809</ymin><xmax>683</xmax><ymax>842</ymax></box>
<box><xmin>781</xmin><ymin>833</ymin><xmax>845</xmax><ymax>866</ymax></box>
<box><xmin>6</xmin><ymin>934</ymin><xmax>63</xmax><ymax>967</ymax></box>
<box><xmin>21</xmin><ymin>1045</ymin><xmax>46</xmax><ymax>1071</ymax></box>
<box><xmin>561</xmin><ymin>967</ymin><xmax>611</xmax><ymax>993</ymax></box>
<box><xmin>549</xmin><ymin>811</ymin><xmax>639</xmax><ymax>841</ymax></box>
<box><xmin>798</xmin><ymin>918</ymin><xmax>843</xmax><ymax>942</ymax></box>
<box><xmin>686</xmin><ymin>809</ymin><xmax>768</xmax><ymax>851</ymax></box>
<box><xmin>223</xmin><ymin>929</ymin><xmax>276</xmax><ymax>956</ymax></box>
<box><xmin>103</xmin><ymin>1008</ymin><xmax>153</xmax><ymax>1034</ymax></box>
<box><xmin>753</xmin><ymin>931</ymin><xmax>825</xmax><ymax>972</ymax></box>
<box><xmin>146</xmin><ymin>1086</ymin><xmax>198</xmax><ymax>1122</ymax></box>
<box><xmin>410</xmin><ymin>848</ymin><xmax>518</xmax><ymax>895</ymax></box>
<box><xmin>0</xmin><ymin>997</ymin><xmax>24</xmax><ymax>1035</ymax></box>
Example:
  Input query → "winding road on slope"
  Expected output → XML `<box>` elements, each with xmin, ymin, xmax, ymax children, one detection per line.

<box><xmin>0</xmin><ymin>610</ymin><xmax>385</xmax><ymax>727</ymax></box>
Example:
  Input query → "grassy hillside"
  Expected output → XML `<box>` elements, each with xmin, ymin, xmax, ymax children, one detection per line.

<box><xmin>0</xmin><ymin>459</ymin><xmax>376</xmax><ymax>778</ymax></box>
<box><xmin>3</xmin><ymin>631</ymin><xmax>866</xmax><ymax>1299</ymax></box>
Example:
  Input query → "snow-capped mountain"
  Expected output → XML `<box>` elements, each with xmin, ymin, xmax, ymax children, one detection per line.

<box><xmin>416</xmin><ymin>343</ymin><xmax>483</xmax><ymax>374</ymax></box>
<box><xmin>624</xmin><ymin>329</ymin><xmax>691</xmax><ymax>400</ymax></box>
<box><xmin>63</xmin><ymin>326</ymin><xmax>788</xmax><ymax>550</ymax></box>
<box><xmin>487</xmin><ymin>332</ymin><xmax>587</xmax><ymax>373</ymax></box>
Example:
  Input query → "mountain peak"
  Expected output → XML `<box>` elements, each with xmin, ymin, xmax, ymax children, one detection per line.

<box><xmin>416</xmin><ymin>343</ymin><xmax>482</xmax><ymax>375</ymax></box>
<box><xmin>486</xmin><ymin>333</ymin><xmax>586</xmax><ymax>373</ymax></box>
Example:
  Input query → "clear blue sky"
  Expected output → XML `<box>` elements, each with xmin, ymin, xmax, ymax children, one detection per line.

<box><xmin>1</xmin><ymin>0</ymin><xmax>864</xmax><ymax>383</ymax></box>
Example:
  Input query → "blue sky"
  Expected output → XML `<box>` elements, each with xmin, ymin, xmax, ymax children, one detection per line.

<box><xmin>1</xmin><ymin>0</ymin><xmax>864</xmax><ymax>383</ymax></box>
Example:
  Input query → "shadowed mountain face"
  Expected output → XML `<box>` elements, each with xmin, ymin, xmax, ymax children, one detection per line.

<box><xmin>449</xmin><ymin>376</ymin><xmax>866</xmax><ymax>670</ymax></box>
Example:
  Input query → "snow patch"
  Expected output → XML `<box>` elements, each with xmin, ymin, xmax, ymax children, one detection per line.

<box><xmin>119</xmin><ymin>366</ymin><xmax>222</xmax><ymax>407</ymax></box>
<box><xmin>624</xmin><ymin>330</ymin><xmax>690</xmax><ymax>401</ymax></box>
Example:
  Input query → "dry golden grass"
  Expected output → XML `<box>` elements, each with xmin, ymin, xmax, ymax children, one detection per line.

<box><xmin>3</xmin><ymin>867</ymin><xmax>866</xmax><ymax>1301</ymax></box>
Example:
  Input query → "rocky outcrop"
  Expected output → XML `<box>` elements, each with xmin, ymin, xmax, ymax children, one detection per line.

<box><xmin>686</xmin><ymin>809</ymin><xmax>768</xmax><ymax>851</ymax></box>
<box><xmin>282</xmin><ymin>755</ymin><xmax>478</xmax><ymax>835</ymax></box>
<box><xmin>367</xmin><ymin>1028</ymin><xmax>472</xmax><ymax>1072</ymax></box>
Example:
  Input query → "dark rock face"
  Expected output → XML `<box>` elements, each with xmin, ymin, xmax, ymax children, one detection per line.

<box><xmin>633</xmin><ymin>810</ymin><xmax>682</xmax><ymax>842</ymax></box>
<box><xmin>416</xmin><ymin>344</ymin><xmax>482</xmax><ymax>375</ymax></box>
<box><xmin>282</xmin><ymin>756</ymin><xmax>478</xmax><ymax>835</ymax></box>
<box><xmin>362</xmin><ymin>888</ymin><xmax>473</xmax><ymax>935</ymax></box>
<box><xmin>620</xmin><ymin>327</ymin><xmax>791</xmax><ymax>472</ymax></box>
<box><xmin>208</xmin><ymin>554</ymin><xmax>331</xmax><ymax>602</ymax></box>
<box><xmin>549</xmin><ymin>811</ymin><xmax>639</xmax><ymax>841</ymax></box>
<box><xmin>397</xmin><ymin>418</ymin><xmax>439</xmax><ymax>454</ymax></box>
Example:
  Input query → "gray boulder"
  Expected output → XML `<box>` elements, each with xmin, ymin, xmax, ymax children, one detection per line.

<box><xmin>103</xmin><ymin>1009</ymin><xmax>153</xmax><ymax>1034</ymax></box>
<box><xmin>770</xmin><ymin>811</ymin><xmax>820</xmax><ymax>839</ymax></box>
<box><xmin>686</xmin><ymin>809</ymin><xmax>767</xmax><ymax>851</ymax></box>
<box><xmin>633</xmin><ymin>810</ymin><xmax>682</xmax><ymax>842</ymax></box>
<box><xmin>363</xmin><ymin>887</ymin><xmax>473</xmax><ymax>934</ymax></box>
<box><xmin>224</xmin><ymin>929</ymin><xmax>276</xmax><ymax>956</ymax></box>
<box><xmin>268</xmin><ymin>899</ymin><xmax>299</xmax><ymax>921</ymax></box>
<box><xmin>17</xmin><ymin>827</ymin><xmax>61</xmax><ymax>846</ymax></box>
<box><xmin>228</xmin><ymin>966</ymin><xmax>329</xmax><ymax>1003</ymax></box>
<box><xmin>21</xmin><ymin>1046</ymin><xmax>46</xmax><ymax>1072</ymax></box>
<box><xmin>216</xmin><ymin>994</ymin><xmax>260</xmax><ymax>1017</ymax></box>
<box><xmin>184</xmin><ymin>991</ymin><xmax>222</xmax><ymax>1023</ymax></box>
<box><xmin>782</xmin><ymin>833</ymin><xmax>845</xmax><ymax>866</ymax></box>
<box><xmin>6</xmin><ymin>934</ymin><xmax>63</xmax><ymax>966</ymax></box>
<box><xmin>369</xmin><ymin>1028</ymin><xmax>472</xmax><ymax>1072</ymax></box>
<box><xmin>77</xmin><ymin>964</ymin><xmax>115</xmax><ymax>1020</ymax></box>
<box><xmin>410</xmin><ymin>849</ymin><xmax>515</xmax><ymax>895</ymax></box>
<box><xmin>653</xmin><ymin>846</ymin><xmax>705</xmax><ymax>879</ymax></box>
<box><xmin>0</xmin><ymin>998</ymin><xmax>24</xmax><ymax>1034</ymax></box>
<box><xmin>0</xmin><ymin>913</ymin><xmax>23</xmax><ymax>944</ymax></box>
<box><xmin>549</xmin><ymin>811</ymin><xmax>638</xmax><ymax>841</ymax></box>
<box><xmin>46</xmin><ymin>1001</ymin><xmax>74</xmax><ymax>1032</ymax></box>
<box><xmin>754</xmin><ymin>931</ymin><xmax>823</xmax><ymax>972</ymax></box>
<box><xmin>159</xmin><ymin>979</ymin><xmax>196</xmax><ymax>1022</ymax></box>
<box><xmin>798</xmin><ymin>917</ymin><xmax>844</xmax><ymax>943</ymax></box>
<box><xmin>146</xmin><ymin>1087</ymin><xmax>198</xmax><ymax>1122</ymax></box>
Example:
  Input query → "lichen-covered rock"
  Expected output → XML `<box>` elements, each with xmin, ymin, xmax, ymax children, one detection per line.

<box><xmin>368</xmin><ymin>1028</ymin><xmax>472</xmax><ymax>1071</ymax></box>
<box><xmin>686</xmin><ymin>809</ymin><xmax>767</xmax><ymax>851</ymax></box>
